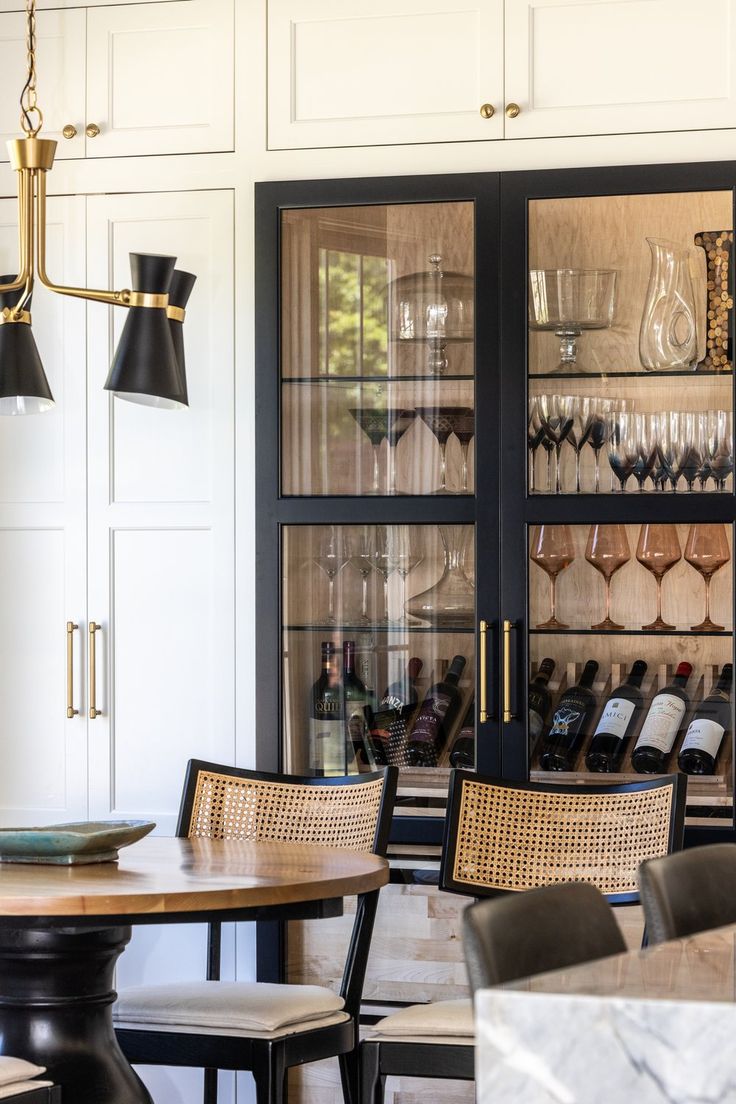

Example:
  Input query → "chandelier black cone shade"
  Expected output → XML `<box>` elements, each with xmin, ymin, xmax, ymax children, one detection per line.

<box><xmin>104</xmin><ymin>253</ymin><xmax>187</xmax><ymax>409</ymax></box>
<box><xmin>167</xmin><ymin>269</ymin><xmax>196</xmax><ymax>407</ymax></box>
<box><xmin>0</xmin><ymin>276</ymin><xmax>54</xmax><ymax>415</ymax></box>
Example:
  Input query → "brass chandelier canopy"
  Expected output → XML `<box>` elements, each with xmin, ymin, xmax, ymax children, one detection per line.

<box><xmin>0</xmin><ymin>0</ymin><xmax>195</xmax><ymax>413</ymax></box>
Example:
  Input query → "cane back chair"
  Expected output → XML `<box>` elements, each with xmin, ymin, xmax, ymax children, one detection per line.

<box><xmin>114</xmin><ymin>759</ymin><xmax>397</xmax><ymax>1104</ymax></box>
<box><xmin>360</xmin><ymin>768</ymin><xmax>685</xmax><ymax>1103</ymax></box>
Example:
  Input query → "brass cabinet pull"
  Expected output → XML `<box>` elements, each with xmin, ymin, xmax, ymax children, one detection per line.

<box><xmin>505</xmin><ymin>102</ymin><xmax>521</xmax><ymax>119</ymax></box>
<box><xmin>85</xmin><ymin>123</ymin><xmax>101</xmax><ymax>138</ymax></box>
<box><xmin>503</xmin><ymin>619</ymin><xmax>516</xmax><ymax>723</ymax></box>
<box><xmin>88</xmin><ymin>622</ymin><xmax>101</xmax><ymax>719</ymax></box>
<box><xmin>62</xmin><ymin>124</ymin><xmax>77</xmax><ymax>140</ymax></box>
<box><xmin>66</xmin><ymin>622</ymin><xmax>78</xmax><ymax>718</ymax></box>
<box><xmin>479</xmin><ymin>103</ymin><xmax>495</xmax><ymax>119</ymax></box>
<box><xmin>479</xmin><ymin>619</ymin><xmax>489</xmax><ymax>723</ymax></box>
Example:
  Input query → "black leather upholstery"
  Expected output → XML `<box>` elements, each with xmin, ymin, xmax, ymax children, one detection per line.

<box><xmin>639</xmin><ymin>842</ymin><xmax>736</xmax><ymax>945</ymax></box>
<box><xmin>463</xmin><ymin>881</ymin><xmax>627</xmax><ymax>994</ymax></box>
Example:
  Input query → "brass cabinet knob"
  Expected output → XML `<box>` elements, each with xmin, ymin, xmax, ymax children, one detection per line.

<box><xmin>85</xmin><ymin>123</ymin><xmax>101</xmax><ymax>138</ymax></box>
<box><xmin>505</xmin><ymin>102</ymin><xmax>521</xmax><ymax>119</ymax></box>
<box><xmin>62</xmin><ymin>124</ymin><xmax>77</xmax><ymax>140</ymax></box>
<box><xmin>479</xmin><ymin>103</ymin><xmax>495</xmax><ymax>119</ymax></box>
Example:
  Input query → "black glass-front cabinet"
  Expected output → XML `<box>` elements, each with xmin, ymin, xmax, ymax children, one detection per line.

<box><xmin>256</xmin><ymin>164</ymin><xmax>736</xmax><ymax>851</ymax></box>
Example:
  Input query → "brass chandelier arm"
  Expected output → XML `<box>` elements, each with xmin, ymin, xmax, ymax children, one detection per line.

<box><xmin>0</xmin><ymin>171</ymin><xmax>33</xmax><ymax>297</ymax></box>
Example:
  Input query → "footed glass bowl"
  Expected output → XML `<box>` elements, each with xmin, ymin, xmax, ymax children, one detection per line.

<box><xmin>0</xmin><ymin>820</ymin><xmax>156</xmax><ymax>864</ymax></box>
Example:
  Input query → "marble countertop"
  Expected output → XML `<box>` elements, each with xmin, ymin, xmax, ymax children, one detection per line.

<box><xmin>476</xmin><ymin>924</ymin><xmax>736</xmax><ymax>1104</ymax></box>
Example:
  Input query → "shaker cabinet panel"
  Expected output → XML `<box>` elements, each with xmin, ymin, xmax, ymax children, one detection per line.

<box><xmin>505</xmin><ymin>0</ymin><xmax>736</xmax><ymax>139</ymax></box>
<box><xmin>267</xmin><ymin>0</ymin><xmax>504</xmax><ymax>149</ymax></box>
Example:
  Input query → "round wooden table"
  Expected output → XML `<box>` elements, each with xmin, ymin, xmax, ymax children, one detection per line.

<box><xmin>0</xmin><ymin>836</ymin><xmax>388</xmax><ymax>1104</ymax></box>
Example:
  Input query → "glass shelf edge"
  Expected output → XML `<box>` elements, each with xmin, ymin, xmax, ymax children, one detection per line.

<box><xmin>529</xmin><ymin>370</ymin><xmax>733</xmax><ymax>380</ymax></box>
<box><xmin>284</xmin><ymin>624</ymin><xmax>476</xmax><ymax>634</ymax></box>
<box><xmin>530</xmin><ymin>628</ymin><xmax>733</xmax><ymax>637</ymax></box>
<box><xmin>282</xmin><ymin>375</ymin><xmax>475</xmax><ymax>384</ymax></box>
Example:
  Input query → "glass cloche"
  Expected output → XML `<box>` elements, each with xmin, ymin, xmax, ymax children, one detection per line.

<box><xmin>390</xmin><ymin>254</ymin><xmax>474</xmax><ymax>375</ymax></box>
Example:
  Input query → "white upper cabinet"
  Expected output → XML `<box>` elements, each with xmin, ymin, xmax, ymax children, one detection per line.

<box><xmin>267</xmin><ymin>0</ymin><xmax>505</xmax><ymax>148</ymax></box>
<box><xmin>269</xmin><ymin>0</ymin><xmax>736</xmax><ymax>148</ymax></box>
<box><xmin>0</xmin><ymin>0</ymin><xmax>234</xmax><ymax>161</ymax></box>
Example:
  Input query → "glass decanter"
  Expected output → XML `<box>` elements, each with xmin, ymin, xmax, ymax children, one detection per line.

<box><xmin>404</xmin><ymin>525</ymin><xmax>475</xmax><ymax>627</ymax></box>
<box><xmin>639</xmin><ymin>238</ymin><xmax>698</xmax><ymax>371</ymax></box>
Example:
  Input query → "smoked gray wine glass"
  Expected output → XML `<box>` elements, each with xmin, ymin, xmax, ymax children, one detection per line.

<box><xmin>566</xmin><ymin>396</ymin><xmax>594</xmax><ymax>493</ymax></box>
<box><xmin>537</xmin><ymin>393</ymin><xmax>574</xmax><ymax>493</ymax></box>
<box><xmin>633</xmin><ymin>411</ymin><xmax>659</xmax><ymax>492</ymax></box>
<box><xmin>585</xmin><ymin>397</ymin><xmax>612</xmax><ymax>493</ymax></box>
<box><xmin>705</xmin><ymin>410</ymin><xmax>734</xmax><ymax>492</ymax></box>
<box><xmin>606</xmin><ymin>410</ymin><xmax>639</xmax><ymax>492</ymax></box>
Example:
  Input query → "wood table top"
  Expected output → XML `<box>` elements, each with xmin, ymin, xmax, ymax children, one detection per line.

<box><xmin>0</xmin><ymin>836</ymin><xmax>388</xmax><ymax>919</ymax></box>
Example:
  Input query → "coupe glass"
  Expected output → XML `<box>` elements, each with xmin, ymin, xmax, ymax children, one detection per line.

<box><xmin>530</xmin><ymin>525</ymin><xmax>575</xmax><ymax>629</ymax></box>
<box><xmin>636</xmin><ymin>524</ymin><xmax>681</xmax><ymax>631</ymax></box>
<box><xmin>415</xmin><ymin>406</ymin><xmax>473</xmax><ymax>494</ymax></box>
<box><xmin>586</xmin><ymin>397</ymin><xmax>613</xmax><ymax>493</ymax></box>
<box><xmin>528</xmin><ymin>268</ymin><xmax>617</xmax><ymax>372</ymax></box>
<box><xmin>566</xmin><ymin>396</ymin><xmax>594</xmax><ymax>493</ymax></box>
<box><xmin>684</xmin><ymin>523</ymin><xmax>731</xmax><ymax>632</ymax></box>
<box><xmin>537</xmin><ymin>394</ymin><xmax>574</xmax><ymax>494</ymax></box>
<box><xmin>393</xmin><ymin>526</ymin><xmax>425</xmax><ymax>623</ymax></box>
<box><xmin>313</xmin><ymin>526</ymin><xmax>348</xmax><ymax>625</ymax></box>
<box><xmin>606</xmin><ymin>410</ymin><xmax>639</xmax><ymax>492</ymax></box>
<box><xmin>585</xmin><ymin>524</ymin><xmax>630</xmax><ymax>630</ymax></box>
<box><xmin>345</xmin><ymin>526</ymin><xmax>375</xmax><ymax>626</ymax></box>
<box><xmin>453</xmin><ymin>413</ymin><xmax>475</xmax><ymax>493</ymax></box>
<box><xmin>705</xmin><ymin>410</ymin><xmax>734</xmax><ymax>492</ymax></box>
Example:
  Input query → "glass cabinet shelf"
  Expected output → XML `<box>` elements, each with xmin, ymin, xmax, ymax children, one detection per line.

<box><xmin>531</xmin><ymin>369</ymin><xmax>733</xmax><ymax>380</ymax></box>
<box><xmin>287</xmin><ymin>624</ymin><xmax>476</xmax><ymax>634</ymax></box>
<box><xmin>531</xmin><ymin>628</ymin><xmax>732</xmax><ymax>637</ymax></box>
<box><xmin>284</xmin><ymin>375</ymin><xmax>473</xmax><ymax>384</ymax></box>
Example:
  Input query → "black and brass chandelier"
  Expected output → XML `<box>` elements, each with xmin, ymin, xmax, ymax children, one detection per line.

<box><xmin>0</xmin><ymin>0</ymin><xmax>195</xmax><ymax>414</ymax></box>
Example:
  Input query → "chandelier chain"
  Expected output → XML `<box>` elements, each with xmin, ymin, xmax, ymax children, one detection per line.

<box><xmin>20</xmin><ymin>0</ymin><xmax>43</xmax><ymax>137</ymax></box>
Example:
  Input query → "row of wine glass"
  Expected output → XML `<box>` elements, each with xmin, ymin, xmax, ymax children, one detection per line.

<box><xmin>531</xmin><ymin>523</ymin><xmax>731</xmax><ymax>632</ymax></box>
<box><xmin>529</xmin><ymin>396</ymin><xmax>734</xmax><ymax>494</ymax></box>
<box><xmin>350</xmin><ymin>405</ymin><xmax>474</xmax><ymax>494</ymax></box>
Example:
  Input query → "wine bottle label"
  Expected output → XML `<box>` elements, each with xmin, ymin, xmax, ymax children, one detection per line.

<box><xmin>680</xmin><ymin>718</ymin><xmax>725</xmax><ymax>759</ymax></box>
<box><xmin>529</xmin><ymin>709</ymin><xmax>544</xmax><ymax>741</ymax></box>
<box><xmin>412</xmin><ymin>692</ymin><xmax>451</xmax><ymax>745</ymax></box>
<box><xmin>309</xmin><ymin>718</ymin><xmax>345</xmax><ymax>775</ymax></box>
<box><xmin>549</xmin><ymin>693</ymin><xmax>591</xmax><ymax>738</ymax></box>
<box><xmin>593</xmin><ymin>698</ymin><xmax>636</xmax><ymax>741</ymax></box>
<box><xmin>634</xmin><ymin>693</ymin><xmax>686</xmax><ymax>754</ymax></box>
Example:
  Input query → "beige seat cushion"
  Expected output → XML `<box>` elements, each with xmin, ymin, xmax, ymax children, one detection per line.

<box><xmin>367</xmin><ymin>999</ymin><xmax>474</xmax><ymax>1043</ymax></box>
<box><xmin>0</xmin><ymin>1060</ymin><xmax>47</xmax><ymax>1089</ymax></box>
<box><xmin>114</xmin><ymin>981</ymin><xmax>347</xmax><ymax>1039</ymax></box>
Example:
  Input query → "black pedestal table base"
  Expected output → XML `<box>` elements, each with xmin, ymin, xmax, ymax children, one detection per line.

<box><xmin>0</xmin><ymin>925</ymin><xmax>152</xmax><ymax>1104</ymax></box>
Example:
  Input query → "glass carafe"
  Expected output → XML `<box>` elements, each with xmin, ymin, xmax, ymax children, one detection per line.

<box><xmin>405</xmin><ymin>525</ymin><xmax>475</xmax><ymax>627</ymax></box>
<box><xmin>639</xmin><ymin>238</ymin><xmax>698</xmax><ymax>371</ymax></box>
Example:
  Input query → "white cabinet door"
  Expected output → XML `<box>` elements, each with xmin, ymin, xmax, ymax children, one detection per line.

<box><xmin>85</xmin><ymin>0</ymin><xmax>234</xmax><ymax>158</ymax></box>
<box><xmin>505</xmin><ymin>0</ymin><xmax>736</xmax><ymax>139</ymax></box>
<box><xmin>268</xmin><ymin>0</ymin><xmax>504</xmax><ymax>149</ymax></box>
<box><xmin>86</xmin><ymin>189</ymin><xmax>235</xmax><ymax>833</ymax></box>
<box><xmin>0</xmin><ymin>10</ymin><xmax>85</xmax><ymax>161</ymax></box>
<box><xmin>0</xmin><ymin>197</ymin><xmax>87</xmax><ymax>826</ymax></box>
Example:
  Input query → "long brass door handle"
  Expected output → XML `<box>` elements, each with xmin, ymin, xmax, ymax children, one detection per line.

<box><xmin>88</xmin><ymin>622</ymin><xmax>102</xmax><ymax>719</ymax></box>
<box><xmin>66</xmin><ymin>622</ymin><xmax>78</xmax><ymax>718</ymax></box>
<box><xmin>479</xmin><ymin>619</ymin><xmax>489</xmax><ymax>723</ymax></box>
<box><xmin>503</xmin><ymin>619</ymin><xmax>516</xmax><ymax>724</ymax></box>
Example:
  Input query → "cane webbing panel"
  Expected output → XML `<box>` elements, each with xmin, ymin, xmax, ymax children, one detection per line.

<box><xmin>452</xmin><ymin>781</ymin><xmax>674</xmax><ymax>896</ymax></box>
<box><xmin>188</xmin><ymin>771</ymin><xmax>383</xmax><ymax>851</ymax></box>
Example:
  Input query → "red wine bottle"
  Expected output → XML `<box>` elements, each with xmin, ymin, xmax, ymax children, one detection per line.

<box><xmin>342</xmin><ymin>641</ymin><xmax>372</xmax><ymax>770</ymax></box>
<box><xmin>678</xmin><ymin>664</ymin><xmax>733</xmax><ymax>775</ymax></box>
<box><xmin>540</xmin><ymin>660</ymin><xmax>599</xmax><ymax>772</ymax></box>
<box><xmin>407</xmin><ymin>655</ymin><xmax>466</xmax><ymax>767</ymax></box>
<box><xmin>631</xmin><ymin>662</ymin><xmax>693</xmax><ymax>774</ymax></box>
<box><xmin>378</xmin><ymin>657</ymin><xmax>423</xmax><ymax>766</ymax></box>
<box><xmin>529</xmin><ymin>658</ymin><xmax>556</xmax><ymax>757</ymax></box>
<box><xmin>309</xmin><ymin>642</ymin><xmax>344</xmax><ymax>775</ymax></box>
<box><xmin>449</xmin><ymin>699</ymin><xmax>475</xmax><ymax>768</ymax></box>
<box><xmin>381</xmin><ymin>657</ymin><xmax>423</xmax><ymax>712</ymax></box>
<box><xmin>586</xmin><ymin>660</ymin><xmax>648</xmax><ymax>773</ymax></box>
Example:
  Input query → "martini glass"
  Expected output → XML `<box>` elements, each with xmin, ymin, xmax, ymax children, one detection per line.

<box><xmin>348</xmin><ymin>407</ymin><xmax>387</xmax><ymax>494</ymax></box>
<box><xmin>453</xmin><ymin>412</ymin><xmax>475</xmax><ymax>493</ymax></box>
<box><xmin>415</xmin><ymin>406</ymin><xmax>473</xmax><ymax>494</ymax></box>
<box><xmin>385</xmin><ymin>408</ymin><xmax>416</xmax><ymax>494</ymax></box>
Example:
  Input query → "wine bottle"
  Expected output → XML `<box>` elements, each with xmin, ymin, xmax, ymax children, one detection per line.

<box><xmin>407</xmin><ymin>655</ymin><xmax>466</xmax><ymax>767</ymax></box>
<box><xmin>449</xmin><ymin>699</ymin><xmax>475</xmax><ymax>768</ymax></box>
<box><xmin>586</xmin><ymin>660</ymin><xmax>648</xmax><ymax>773</ymax></box>
<box><xmin>377</xmin><ymin>657</ymin><xmax>423</xmax><ymax>766</ymax></box>
<box><xmin>678</xmin><ymin>664</ymin><xmax>733</xmax><ymax>775</ymax></box>
<box><xmin>381</xmin><ymin>657</ymin><xmax>423</xmax><ymax>712</ymax></box>
<box><xmin>540</xmin><ymin>660</ymin><xmax>599</xmax><ymax>772</ymax></box>
<box><xmin>631</xmin><ymin>662</ymin><xmax>693</xmax><ymax>774</ymax></box>
<box><xmin>529</xmin><ymin>658</ymin><xmax>556</xmax><ymax>757</ymax></box>
<box><xmin>309</xmin><ymin>642</ymin><xmax>344</xmax><ymax>775</ymax></box>
<box><xmin>343</xmin><ymin>640</ymin><xmax>373</xmax><ymax>770</ymax></box>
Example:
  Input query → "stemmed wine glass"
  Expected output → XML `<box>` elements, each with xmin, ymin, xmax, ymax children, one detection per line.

<box><xmin>705</xmin><ymin>410</ymin><xmax>734</xmax><ymax>492</ymax></box>
<box><xmin>313</xmin><ymin>526</ymin><xmax>348</xmax><ymax>625</ymax></box>
<box><xmin>586</xmin><ymin>397</ymin><xmax>613</xmax><ymax>493</ymax></box>
<box><xmin>585</xmin><ymin>524</ymin><xmax>630</xmax><ymax>630</ymax></box>
<box><xmin>636</xmin><ymin>524</ymin><xmax>681</xmax><ymax>631</ymax></box>
<box><xmin>537</xmin><ymin>394</ymin><xmax>574</xmax><ymax>494</ymax></box>
<box><xmin>415</xmin><ymin>406</ymin><xmax>473</xmax><ymax>494</ymax></box>
<box><xmin>393</xmin><ymin>526</ymin><xmax>425</xmax><ymax>623</ymax></box>
<box><xmin>632</xmin><ymin>412</ymin><xmax>659</xmax><ymax>491</ymax></box>
<box><xmin>454</xmin><ymin>413</ymin><xmax>475</xmax><ymax>493</ymax></box>
<box><xmin>345</xmin><ymin>526</ymin><xmax>375</xmax><ymax>626</ymax></box>
<box><xmin>656</xmin><ymin>410</ymin><xmax>680</xmax><ymax>491</ymax></box>
<box><xmin>566</xmin><ymin>396</ymin><xmax>594</xmax><ymax>494</ymax></box>
<box><xmin>673</xmin><ymin>412</ymin><xmax>703</xmax><ymax>493</ymax></box>
<box><xmin>684</xmin><ymin>523</ymin><xmax>731</xmax><ymax>632</ymax></box>
<box><xmin>606</xmin><ymin>410</ymin><xmax>639</xmax><ymax>492</ymax></box>
<box><xmin>373</xmin><ymin>525</ymin><xmax>400</xmax><ymax>622</ymax></box>
<box><xmin>528</xmin><ymin>398</ymin><xmax>546</xmax><ymax>493</ymax></box>
<box><xmin>530</xmin><ymin>525</ymin><xmax>575</xmax><ymax>628</ymax></box>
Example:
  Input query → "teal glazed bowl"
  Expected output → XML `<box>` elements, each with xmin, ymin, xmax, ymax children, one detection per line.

<box><xmin>0</xmin><ymin>820</ymin><xmax>156</xmax><ymax>864</ymax></box>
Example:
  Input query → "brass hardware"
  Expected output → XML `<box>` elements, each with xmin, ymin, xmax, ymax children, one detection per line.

<box><xmin>479</xmin><ymin>619</ymin><xmax>488</xmax><ymax>723</ymax></box>
<box><xmin>479</xmin><ymin>103</ymin><xmax>495</xmax><ymax>119</ymax></box>
<box><xmin>0</xmin><ymin>308</ymin><xmax>30</xmax><ymax>325</ymax></box>
<box><xmin>85</xmin><ymin>123</ymin><xmax>100</xmax><ymax>139</ymax></box>
<box><xmin>88</xmin><ymin>622</ymin><xmax>101</xmax><ymax>719</ymax></box>
<box><xmin>127</xmin><ymin>291</ymin><xmax>169</xmax><ymax>310</ymax></box>
<box><xmin>66</xmin><ymin>622</ymin><xmax>78</xmax><ymax>718</ymax></box>
<box><xmin>8</xmin><ymin>136</ymin><xmax>56</xmax><ymax>172</ymax></box>
<box><xmin>505</xmin><ymin>102</ymin><xmax>521</xmax><ymax>119</ymax></box>
<box><xmin>167</xmin><ymin>304</ymin><xmax>186</xmax><ymax>323</ymax></box>
<box><xmin>62</xmin><ymin>124</ymin><xmax>77</xmax><ymax>140</ymax></box>
<box><xmin>502</xmin><ymin>619</ymin><xmax>515</xmax><ymax>724</ymax></box>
